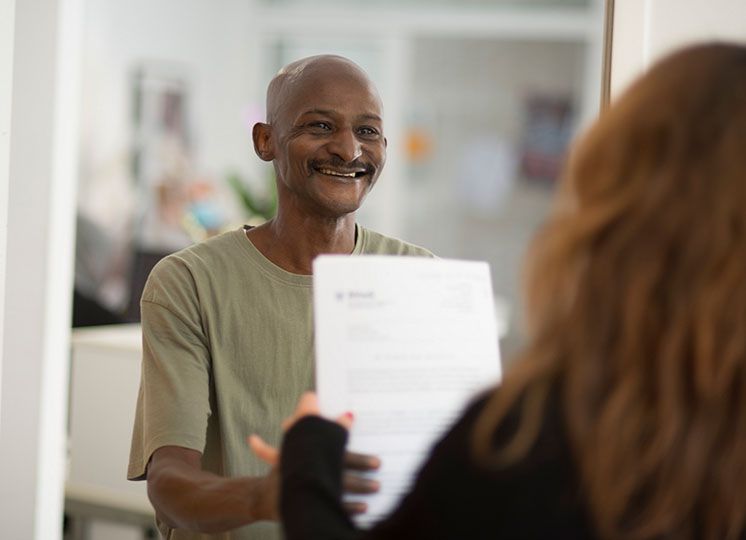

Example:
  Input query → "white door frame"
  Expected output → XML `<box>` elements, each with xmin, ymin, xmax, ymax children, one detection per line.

<box><xmin>0</xmin><ymin>0</ymin><xmax>82</xmax><ymax>537</ymax></box>
<box><xmin>604</xmin><ymin>0</ymin><xmax>746</xmax><ymax>101</ymax></box>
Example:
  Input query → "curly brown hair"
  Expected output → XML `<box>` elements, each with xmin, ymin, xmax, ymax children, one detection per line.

<box><xmin>474</xmin><ymin>43</ymin><xmax>746</xmax><ymax>540</ymax></box>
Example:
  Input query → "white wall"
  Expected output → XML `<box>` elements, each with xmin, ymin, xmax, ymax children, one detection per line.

<box><xmin>0</xmin><ymin>0</ymin><xmax>82</xmax><ymax>538</ymax></box>
<box><xmin>610</xmin><ymin>0</ymin><xmax>746</xmax><ymax>98</ymax></box>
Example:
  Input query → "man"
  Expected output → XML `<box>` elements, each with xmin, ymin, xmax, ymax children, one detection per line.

<box><xmin>128</xmin><ymin>54</ymin><xmax>433</xmax><ymax>539</ymax></box>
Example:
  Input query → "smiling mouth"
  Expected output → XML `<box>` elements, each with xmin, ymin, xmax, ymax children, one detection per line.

<box><xmin>315</xmin><ymin>167</ymin><xmax>368</xmax><ymax>179</ymax></box>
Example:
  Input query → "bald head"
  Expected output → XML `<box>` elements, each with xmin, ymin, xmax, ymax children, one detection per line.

<box><xmin>251</xmin><ymin>53</ymin><xmax>387</xmax><ymax>219</ymax></box>
<box><xmin>266</xmin><ymin>55</ymin><xmax>382</xmax><ymax>125</ymax></box>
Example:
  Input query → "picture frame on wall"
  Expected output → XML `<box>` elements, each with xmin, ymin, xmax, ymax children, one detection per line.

<box><xmin>128</xmin><ymin>63</ymin><xmax>195</xmax><ymax>320</ymax></box>
<box><xmin>131</xmin><ymin>63</ymin><xmax>194</xmax><ymax>253</ymax></box>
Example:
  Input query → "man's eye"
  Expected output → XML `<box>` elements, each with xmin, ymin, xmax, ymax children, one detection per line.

<box><xmin>310</xmin><ymin>122</ymin><xmax>331</xmax><ymax>131</ymax></box>
<box><xmin>358</xmin><ymin>127</ymin><xmax>380</xmax><ymax>136</ymax></box>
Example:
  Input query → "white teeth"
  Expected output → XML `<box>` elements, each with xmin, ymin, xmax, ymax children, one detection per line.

<box><xmin>318</xmin><ymin>168</ymin><xmax>358</xmax><ymax>178</ymax></box>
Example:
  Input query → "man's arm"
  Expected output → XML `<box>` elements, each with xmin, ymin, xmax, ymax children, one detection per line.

<box><xmin>146</xmin><ymin>446</ymin><xmax>277</xmax><ymax>533</ymax></box>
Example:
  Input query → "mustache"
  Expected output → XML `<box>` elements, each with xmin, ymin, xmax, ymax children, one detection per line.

<box><xmin>309</xmin><ymin>158</ymin><xmax>374</xmax><ymax>174</ymax></box>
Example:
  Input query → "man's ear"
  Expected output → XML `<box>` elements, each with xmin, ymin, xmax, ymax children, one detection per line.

<box><xmin>252</xmin><ymin>122</ymin><xmax>274</xmax><ymax>162</ymax></box>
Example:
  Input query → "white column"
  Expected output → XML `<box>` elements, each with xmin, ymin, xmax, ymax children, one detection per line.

<box><xmin>610</xmin><ymin>0</ymin><xmax>746</xmax><ymax>99</ymax></box>
<box><xmin>609</xmin><ymin>0</ymin><xmax>650</xmax><ymax>99</ymax></box>
<box><xmin>0</xmin><ymin>0</ymin><xmax>16</xmax><ymax>415</ymax></box>
<box><xmin>0</xmin><ymin>0</ymin><xmax>82</xmax><ymax>537</ymax></box>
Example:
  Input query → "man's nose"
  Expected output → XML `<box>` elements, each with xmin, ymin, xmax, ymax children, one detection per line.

<box><xmin>327</xmin><ymin>128</ymin><xmax>362</xmax><ymax>162</ymax></box>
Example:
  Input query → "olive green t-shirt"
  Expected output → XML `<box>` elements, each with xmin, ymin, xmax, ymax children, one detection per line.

<box><xmin>128</xmin><ymin>224</ymin><xmax>433</xmax><ymax>540</ymax></box>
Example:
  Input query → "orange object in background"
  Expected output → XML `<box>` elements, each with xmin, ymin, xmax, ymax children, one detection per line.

<box><xmin>404</xmin><ymin>127</ymin><xmax>434</xmax><ymax>163</ymax></box>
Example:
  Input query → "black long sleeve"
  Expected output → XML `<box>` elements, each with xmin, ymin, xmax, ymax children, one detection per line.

<box><xmin>280</xmin><ymin>396</ymin><xmax>594</xmax><ymax>540</ymax></box>
<box><xmin>280</xmin><ymin>416</ymin><xmax>362</xmax><ymax>540</ymax></box>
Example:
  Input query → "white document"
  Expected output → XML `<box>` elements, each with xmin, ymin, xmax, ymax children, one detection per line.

<box><xmin>313</xmin><ymin>255</ymin><xmax>502</xmax><ymax>527</ymax></box>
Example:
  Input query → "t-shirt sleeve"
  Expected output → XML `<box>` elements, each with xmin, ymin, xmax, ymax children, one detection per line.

<box><xmin>127</xmin><ymin>256</ymin><xmax>212</xmax><ymax>481</ymax></box>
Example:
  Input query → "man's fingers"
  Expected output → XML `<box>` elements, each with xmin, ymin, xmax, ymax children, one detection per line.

<box><xmin>248</xmin><ymin>434</ymin><xmax>279</xmax><ymax>466</ymax></box>
<box><xmin>344</xmin><ymin>451</ymin><xmax>381</xmax><ymax>471</ymax></box>
<box><xmin>343</xmin><ymin>501</ymin><xmax>368</xmax><ymax>515</ymax></box>
<box><xmin>343</xmin><ymin>472</ymin><xmax>380</xmax><ymax>494</ymax></box>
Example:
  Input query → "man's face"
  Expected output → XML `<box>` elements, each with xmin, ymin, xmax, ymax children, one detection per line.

<box><xmin>269</xmin><ymin>66</ymin><xmax>387</xmax><ymax>218</ymax></box>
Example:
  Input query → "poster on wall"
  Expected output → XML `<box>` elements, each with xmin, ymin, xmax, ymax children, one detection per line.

<box><xmin>518</xmin><ymin>94</ymin><xmax>574</xmax><ymax>186</ymax></box>
<box><xmin>127</xmin><ymin>64</ymin><xmax>196</xmax><ymax>319</ymax></box>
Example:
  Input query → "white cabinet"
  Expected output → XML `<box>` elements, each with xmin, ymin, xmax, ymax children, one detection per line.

<box><xmin>66</xmin><ymin>324</ymin><xmax>153</xmax><ymax>539</ymax></box>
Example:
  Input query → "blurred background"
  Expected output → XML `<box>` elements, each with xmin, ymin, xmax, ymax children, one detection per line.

<box><xmin>6</xmin><ymin>1</ymin><xmax>745</xmax><ymax>538</ymax></box>
<box><xmin>64</xmin><ymin>1</ymin><xmax>607</xmax><ymax>537</ymax></box>
<box><xmin>72</xmin><ymin>0</ymin><xmax>606</xmax><ymax>356</ymax></box>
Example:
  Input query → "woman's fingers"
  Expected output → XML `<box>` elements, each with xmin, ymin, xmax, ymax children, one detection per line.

<box><xmin>248</xmin><ymin>434</ymin><xmax>279</xmax><ymax>466</ymax></box>
<box><xmin>281</xmin><ymin>391</ymin><xmax>322</xmax><ymax>431</ymax></box>
<box><xmin>296</xmin><ymin>391</ymin><xmax>321</xmax><ymax>416</ymax></box>
<box><xmin>335</xmin><ymin>411</ymin><xmax>354</xmax><ymax>430</ymax></box>
<box><xmin>252</xmin><ymin>392</ymin><xmax>360</xmax><ymax>471</ymax></box>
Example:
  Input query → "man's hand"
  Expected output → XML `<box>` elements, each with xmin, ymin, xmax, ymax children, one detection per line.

<box><xmin>340</xmin><ymin>450</ymin><xmax>380</xmax><ymax>514</ymax></box>
<box><xmin>248</xmin><ymin>392</ymin><xmax>381</xmax><ymax>515</ymax></box>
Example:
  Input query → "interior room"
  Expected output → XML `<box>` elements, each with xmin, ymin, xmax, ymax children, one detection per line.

<box><xmin>1</xmin><ymin>0</ymin><xmax>745</xmax><ymax>539</ymax></box>
<box><xmin>67</xmin><ymin>4</ymin><xmax>603</xmax><ymax>533</ymax></box>
<box><xmin>72</xmin><ymin>0</ymin><xmax>606</xmax><ymax>350</ymax></box>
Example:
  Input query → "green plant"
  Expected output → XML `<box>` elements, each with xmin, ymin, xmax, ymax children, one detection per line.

<box><xmin>226</xmin><ymin>171</ymin><xmax>277</xmax><ymax>222</ymax></box>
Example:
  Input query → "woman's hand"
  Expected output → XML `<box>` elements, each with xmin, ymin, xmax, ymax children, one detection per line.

<box><xmin>248</xmin><ymin>392</ymin><xmax>354</xmax><ymax>465</ymax></box>
<box><xmin>248</xmin><ymin>391</ymin><xmax>380</xmax><ymax>514</ymax></box>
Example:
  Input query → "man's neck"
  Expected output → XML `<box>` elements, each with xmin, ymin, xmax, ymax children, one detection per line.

<box><xmin>245</xmin><ymin>214</ymin><xmax>357</xmax><ymax>275</ymax></box>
